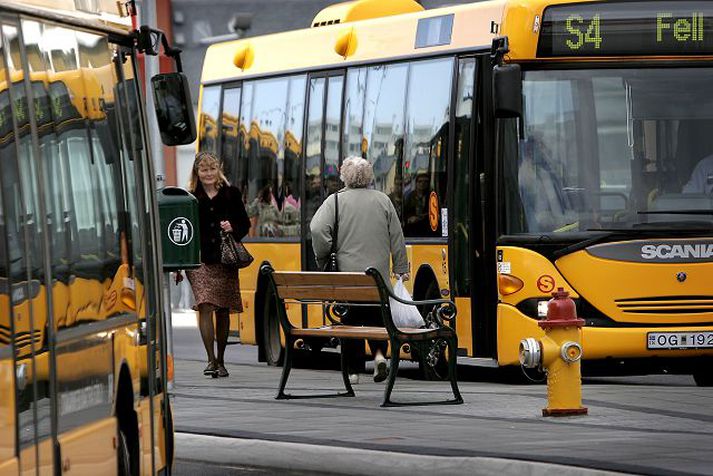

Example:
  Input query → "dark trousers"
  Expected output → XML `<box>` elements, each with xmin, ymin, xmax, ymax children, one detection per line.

<box><xmin>342</xmin><ymin>305</ymin><xmax>387</xmax><ymax>373</ymax></box>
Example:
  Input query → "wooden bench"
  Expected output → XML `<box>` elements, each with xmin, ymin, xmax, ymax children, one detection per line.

<box><xmin>261</xmin><ymin>264</ymin><xmax>463</xmax><ymax>407</ymax></box>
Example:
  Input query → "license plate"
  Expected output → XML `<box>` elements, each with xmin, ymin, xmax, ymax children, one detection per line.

<box><xmin>647</xmin><ymin>331</ymin><xmax>713</xmax><ymax>350</ymax></box>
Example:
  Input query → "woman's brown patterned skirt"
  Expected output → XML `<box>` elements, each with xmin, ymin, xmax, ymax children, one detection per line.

<box><xmin>186</xmin><ymin>263</ymin><xmax>243</xmax><ymax>312</ymax></box>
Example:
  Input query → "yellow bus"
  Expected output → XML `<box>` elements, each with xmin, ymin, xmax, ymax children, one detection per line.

<box><xmin>1</xmin><ymin>0</ymin><xmax>195</xmax><ymax>474</ymax></box>
<box><xmin>198</xmin><ymin>0</ymin><xmax>713</xmax><ymax>385</ymax></box>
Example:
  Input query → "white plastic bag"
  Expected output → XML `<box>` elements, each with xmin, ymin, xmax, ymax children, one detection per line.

<box><xmin>389</xmin><ymin>278</ymin><xmax>425</xmax><ymax>328</ymax></box>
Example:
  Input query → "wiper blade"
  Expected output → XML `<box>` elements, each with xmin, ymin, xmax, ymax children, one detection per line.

<box><xmin>552</xmin><ymin>231</ymin><xmax>621</xmax><ymax>259</ymax></box>
<box><xmin>638</xmin><ymin>210</ymin><xmax>713</xmax><ymax>216</ymax></box>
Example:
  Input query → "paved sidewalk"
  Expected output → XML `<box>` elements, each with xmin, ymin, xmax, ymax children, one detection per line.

<box><xmin>176</xmin><ymin>433</ymin><xmax>622</xmax><ymax>476</ymax></box>
<box><xmin>171</xmin><ymin>352</ymin><xmax>713</xmax><ymax>476</ymax></box>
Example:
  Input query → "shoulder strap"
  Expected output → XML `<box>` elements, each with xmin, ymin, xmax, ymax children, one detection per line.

<box><xmin>329</xmin><ymin>192</ymin><xmax>339</xmax><ymax>255</ymax></box>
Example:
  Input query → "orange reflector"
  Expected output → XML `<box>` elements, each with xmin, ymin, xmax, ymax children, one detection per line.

<box><xmin>334</xmin><ymin>27</ymin><xmax>358</xmax><ymax>58</ymax></box>
<box><xmin>233</xmin><ymin>44</ymin><xmax>254</xmax><ymax>70</ymax></box>
<box><xmin>167</xmin><ymin>354</ymin><xmax>175</xmax><ymax>382</ymax></box>
<box><xmin>499</xmin><ymin>274</ymin><xmax>524</xmax><ymax>296</ymax></box>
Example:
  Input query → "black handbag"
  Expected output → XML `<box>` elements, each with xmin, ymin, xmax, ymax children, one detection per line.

<box><xmin>322</xmin><ymin>192</ymin><xmax>339</xmax><ymax>272</ymax></box>
<box><xmin>220</xmin><ymin>230</ymin><xmax>254</xmax><ymax>269</ymax></box>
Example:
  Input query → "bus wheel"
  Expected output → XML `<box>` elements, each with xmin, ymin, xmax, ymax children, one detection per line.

<box><xmin>262</xmin><ymin>285</ymin><xmax>284</xmax><ymax>366</ymax></box>
<box><xmin>416</xmin><ymin>280</ymin><xmax>448</xmax><ymax>381</ymax></box>
<box><xmin>117</xmin><ymin>427</ymin><xmax>131</xmax><ymax>476</ymax></box>
<box><xmin>693</xmin><ymin>360</ymin><xmax>713</xmax><ymax>387</ymax></box>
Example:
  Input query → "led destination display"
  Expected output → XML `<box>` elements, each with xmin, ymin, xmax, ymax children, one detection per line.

<box><xmin>537</xmin><ymin>1</ymin><xmax>713</xmax><ymax>57</ymax></box>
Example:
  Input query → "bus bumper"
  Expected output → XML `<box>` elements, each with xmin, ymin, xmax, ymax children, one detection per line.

<box><xmin>498</xmin><ymin>304</ymin><xmax>713</xmax><ymax>366</ymax></box>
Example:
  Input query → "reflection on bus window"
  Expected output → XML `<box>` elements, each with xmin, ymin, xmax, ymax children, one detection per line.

<box><xmin>199</xmin><ymin>85</ymin><xmax>220</xmax><ymax>154</ymax></box>
<box><xmin>232</xmin><ymin>75</ymin><xmax>307</xmax><ymax>238</ymax></box>
<box><xmin>364</xmin><ymin>65</ymin><xmax>407</xmax><ymax>206</ymax></box>
<box><xmin>403</xmin><ymin>58</ymin><xmax>453</xmax><ymax>237</ymax></box>
<box><xmin>324</xmin><ymin>76</ymin><xmax>343</xmax><ymax>196</ymax></box>
<box><xmin>221</xmin><ymin>87</ymin><xmax>241</xmax><ymax>185</ymax></box>
<box><xmin>304</xmin><ymin>77</ymin><xmax>325</xmax><ymax>231</ymax></box>
<box><xmin>342</xmin><ymin>59</ymin><xmax>453</xmax><ymax>237</ymax></box>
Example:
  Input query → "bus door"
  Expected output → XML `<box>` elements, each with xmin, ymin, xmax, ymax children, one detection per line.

<box><xmin>448</xmin><ymin>54</ymin><xmax>498</xmax><ymax>359</ymax></box>
<box><xmin>301</xmin><ymin>71</ymin><xmax>345</xmax><ymax>272</ymax></box>
<box><xmin>0</xmin><ymin>16</ymin><xmax>56</xmax><ymax>474</ymax></box>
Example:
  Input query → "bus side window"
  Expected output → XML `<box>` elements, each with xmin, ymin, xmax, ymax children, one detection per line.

<box><xmin>402</xmin><ymin>58</ymin><xmax>454</xmax><ymax>238</ymax></box>
<box><xmin>362</xmin><ymin>65</ymin><xmax>407</xmax><ymax>215</ymax></box>
<box><xmin>221</xmin><ymin>87</ymin><xmax>242</xmax><ymax>187</ymax></box>
<box><xmin>199</xmin><ymin>86</ymin><xmax>220</xmax><ymax>154</ymax></box>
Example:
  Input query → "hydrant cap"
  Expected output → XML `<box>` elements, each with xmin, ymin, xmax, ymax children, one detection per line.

<box><xmin>552</xmin><ymin>287</ymin><xmax>569</xmax><ymax>299</ymax></box>
<box><xmin>541</xmin><ymin>286</ymin><xmax>584</xmax><ymax>328</ymax></box>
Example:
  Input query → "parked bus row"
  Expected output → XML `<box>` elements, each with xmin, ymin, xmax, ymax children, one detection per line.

<box><xmin>198</xmin><ymin>0</ymin><xmax>713</xmax><ymax>385</ymax></box>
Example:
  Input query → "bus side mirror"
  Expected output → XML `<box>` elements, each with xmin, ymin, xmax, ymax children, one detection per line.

<box><xmin>151</xmin><ymin>72</ymin><xmax>197</xmax><ymax>146</ymax></box>
<box><xmin>493</xmin><ymin>64</ymin><xmax>522</xmax><ymax>119</ymax></box>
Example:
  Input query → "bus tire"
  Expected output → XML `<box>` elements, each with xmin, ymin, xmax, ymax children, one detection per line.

<box><xmin>116</xmin><ymin>368</ymin><xmax>139</xmax><ymax>476</ymax></box>
<box><xmin>117</xmin><ymin>427</ymin><xmax>131</xmax><ymax>476</ymax></box>
<box><xmin>165</xmin><ymin>399</ymin><xmax>174</xmax><ymax>472</ymax></box>
<box><xmin>262</xmin><ymin>284</ymin><xmax>284</xmax><ymax>366</ymax></box>
<box><xmin>693</xmin><ymin>360</ymin><xmax>713</xmax><ymax>387</ymax></box>
<box><xmin>416</xmin><ymin>280</ymin><xmax>448</xmax><ymax>381</ymax></box>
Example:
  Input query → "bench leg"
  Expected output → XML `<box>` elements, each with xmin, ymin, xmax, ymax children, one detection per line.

<box><xmin>275</xmin><ymin>335</ymin><xmax>294</xmax><ymax>399</ymax></box>
<box><xmin>447</xmin><ymin>336</ymin><xmax>463</xmax><ymax>404</ymax></box>
<box><xmin>381</xmin><ymin>340</ymin><xmax>402</xmax><ymax>407</ymax></box>
<box><xmin>340</xmin><ymin>339</ymin><xmax>355</xmax><ymax>397</ymax></box>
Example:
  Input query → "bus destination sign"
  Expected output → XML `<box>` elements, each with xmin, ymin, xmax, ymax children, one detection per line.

<box><xmin>537</xmin><ymin>1</ymin><xmax>713</xmax><ymax>57</ymax></box>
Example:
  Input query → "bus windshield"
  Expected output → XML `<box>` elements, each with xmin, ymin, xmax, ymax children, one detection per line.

<box><xmin>502</xmin><ymin>67</ymin><xmax>713</xmax><ymax>235</ymax></box>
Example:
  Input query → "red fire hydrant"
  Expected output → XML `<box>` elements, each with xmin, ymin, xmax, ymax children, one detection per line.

<box><xmin>519</xmin><ymin>288</ymin><xmax>588</xmax><ymax>416</ymax></box>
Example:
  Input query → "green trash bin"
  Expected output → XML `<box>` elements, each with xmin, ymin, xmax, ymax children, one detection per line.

<box><xmin>158</xmin><ymin>187</ymin><xmax>201</xmax><ymax>271</ymax></box>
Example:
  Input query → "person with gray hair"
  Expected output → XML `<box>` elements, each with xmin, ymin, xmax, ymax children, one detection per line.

<box><xmin>310</xmin><ymin>156</ymin><xmax>409</xmax><ymax>384</ymax></box>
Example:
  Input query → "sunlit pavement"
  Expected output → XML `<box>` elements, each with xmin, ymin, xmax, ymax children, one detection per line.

<box><xmin>170</xmin><ymin>326</ymin><xmax>712</xmax><ymax>476</ymax></box>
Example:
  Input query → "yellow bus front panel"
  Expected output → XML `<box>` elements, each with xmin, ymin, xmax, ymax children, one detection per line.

<box><xmin>496</xmin><ymin>244</ymin><xmax>713</xmax><ymax>365</ymax></box>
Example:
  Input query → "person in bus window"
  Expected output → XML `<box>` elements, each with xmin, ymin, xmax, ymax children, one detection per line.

<box><xmin>310</xmin><ymin>156</ymin><xmax>409</xmax><ymax>384</ymax></box>
<box><xmin>403</xmin><ymin>171</ymin><xmax>431</xmax><ymax>235</ymax></box>
<box><xmin>247</xmin><ymin>183</ymin><xmax>281</xmax><ymax>237</ymax></box>
<box><xmin>177</xmin><ymin>151</ymin><xmax>250</xmax><ymax>378</ymax></box>
<box><xmin>682</xmin><ymin>154</ymin><xmax>713</xmax><ymax>195</ymax></box>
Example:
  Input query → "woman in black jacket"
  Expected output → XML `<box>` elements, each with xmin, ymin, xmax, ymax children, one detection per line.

<box><xmin>183</xmin><ymin>151</ymin><xmax>250</xmax><ymax>377</ymax></box>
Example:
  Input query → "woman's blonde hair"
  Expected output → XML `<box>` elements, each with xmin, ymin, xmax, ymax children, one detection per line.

<box><xmin>188</xmin><ymin>151</ymin><xmax>230</xmax><ymax>192</ymax></box>
<box><xmin>339</xmin><ymin>156</ymin><xmax>374</xmax><ymax>188</ymax></box>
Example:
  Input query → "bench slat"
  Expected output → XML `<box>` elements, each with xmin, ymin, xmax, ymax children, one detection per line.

<box><xmin>291</xmin><ymin>326</ymin><xmax>389</xmax><ymax>339</ymax></box>
<box><xmin>277</xmin><ymin>285</ymin><xmax>381</xmax><ymax>303</ymax></box>
<box><xmin>291</xmin><ymin>325</ymin><xmax>436</xmax><ymax>339</ymax></box>
<box><xmin>272</xmin><ymin>272</ymin><xmax>376</xmax><ymax>287</ymax></box>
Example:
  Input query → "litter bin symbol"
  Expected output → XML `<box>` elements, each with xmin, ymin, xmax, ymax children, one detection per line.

<box><xmin>169</xmin><ymin>217</ymin><xmax>193</xmax><ymax>246</ymax></box>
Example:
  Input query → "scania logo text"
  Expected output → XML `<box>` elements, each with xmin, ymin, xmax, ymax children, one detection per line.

<box><xmin>641</xmin><ymin>244</ymin><xmax>713</xmax><ymax>260</ymax></box>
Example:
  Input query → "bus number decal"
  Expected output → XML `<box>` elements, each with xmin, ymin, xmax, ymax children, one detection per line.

<box><xmin>536</xmin><ymin>275</ymin><xmax>555</xmax><ymax>293</ymax></box>
<box><xmin>566</xmin><ymin>14</ymin><xmax>602</xmax><ymax>50</ymax></box>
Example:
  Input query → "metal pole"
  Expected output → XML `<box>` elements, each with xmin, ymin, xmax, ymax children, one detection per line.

<box><xmin>139</xmin><ymin>0</ymin><xmax>174</xmax><ymax>378</ymax></box>
<box><xmin>140</xmin><ymin>0</ymin><xmax>166</xmax><ymax>188</ymax></box>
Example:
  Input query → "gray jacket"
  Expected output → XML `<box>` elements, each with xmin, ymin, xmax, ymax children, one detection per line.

<box><xmin>310</xmin><ymin>188</ymin><xmax>408</xmax><ymax>283</ymax></box>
